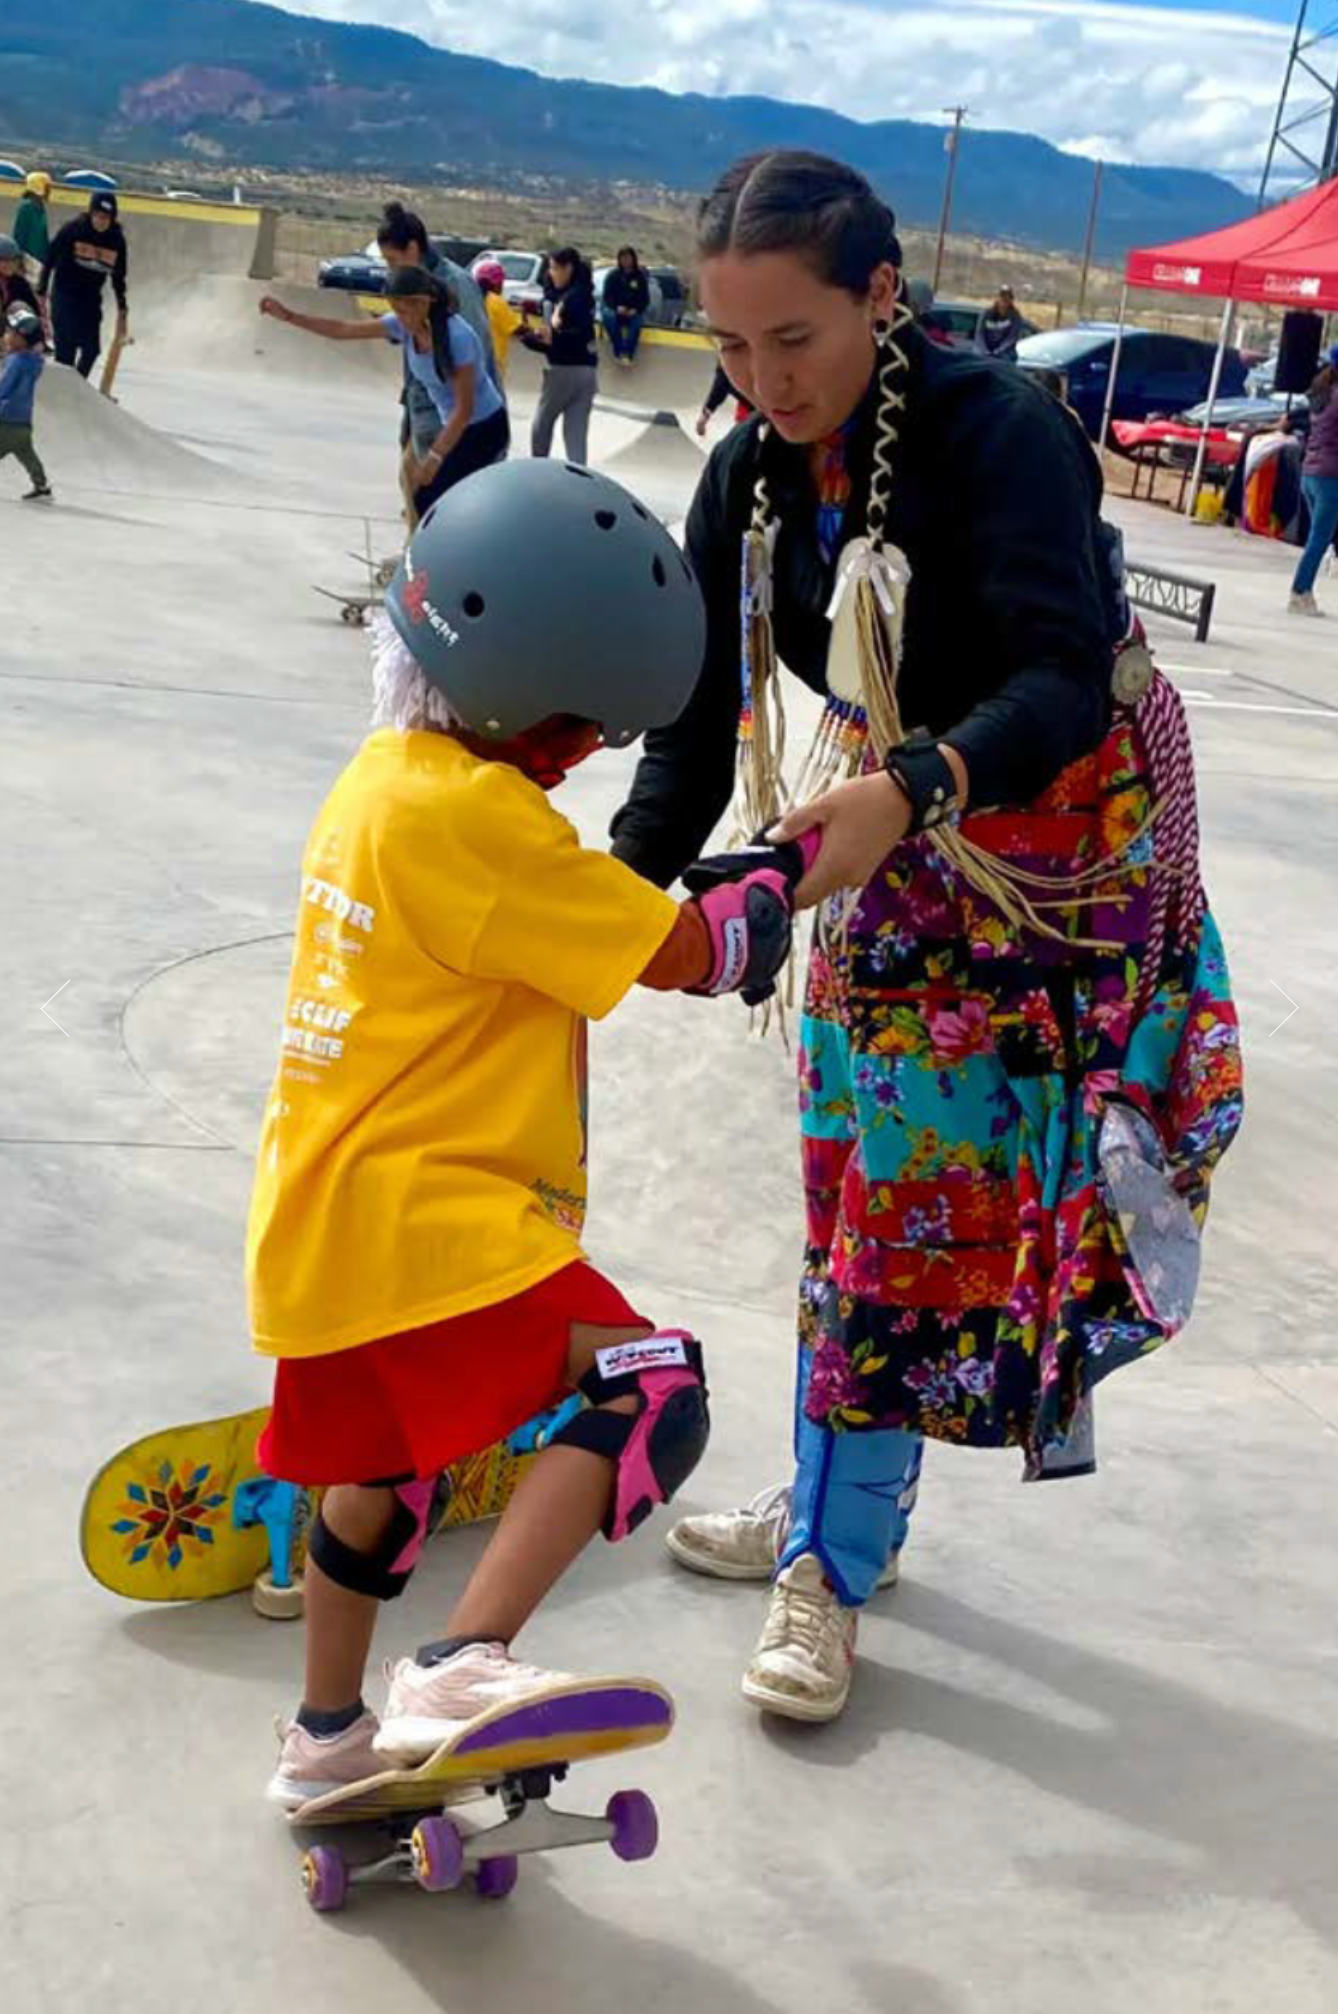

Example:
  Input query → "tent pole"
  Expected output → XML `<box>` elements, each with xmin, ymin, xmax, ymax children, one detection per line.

<box><xmin>1187</xmin><ymin>298</ymin><xmax>1234</xmax><ymax>520</ymax></box>
<box><xmin>1097</xmin><ymin>282</ymin><xmax>1129</xmax><ymax>453</ymax></box>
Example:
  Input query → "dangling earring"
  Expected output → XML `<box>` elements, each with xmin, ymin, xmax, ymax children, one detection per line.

<box><xmin>872</xmin><ymin>316</ymin><xmax>892</xmax><ymax>348</ymax></box>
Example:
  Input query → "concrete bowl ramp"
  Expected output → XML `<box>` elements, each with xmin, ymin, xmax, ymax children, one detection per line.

<box><xmin>505</xmin><ymin>327</ymin><xmax>718</xmax><ymax>425</ymax></box>
<box><xmin>37</xmin><ymin>361</ymin><xmax>232</xmax><ymax>493</ymax></box>
<box><xmin>0</xmin><ymin>187</ymin><xmax>276</xmax><ymax>288</ymax></box>
<box><xmin>127</xmin><ymin>276</ymin><xmax>400</xmax><ymax>391</ymax></box>
<box><xmin>593</xmin><ymin>409</ymin><xmax>707</xmax><ymax>520</ymax></box>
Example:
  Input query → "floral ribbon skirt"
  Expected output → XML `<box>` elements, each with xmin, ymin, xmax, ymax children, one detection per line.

<box><xmin>797</xmin><ymin>709</ymin><xmax>1243</xmax><ymax>1465</ymax></box>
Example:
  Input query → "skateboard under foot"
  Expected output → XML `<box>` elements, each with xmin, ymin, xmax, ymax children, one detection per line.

<box><xmin>80</xmin><ymin>1405</ymin><xmax>532</xmax><ymax>1619</ymax></box>
<box><xmin>292</xmin><ymin>1678</ymin><xmax>673</xmax><ymax>1913</ymax></box>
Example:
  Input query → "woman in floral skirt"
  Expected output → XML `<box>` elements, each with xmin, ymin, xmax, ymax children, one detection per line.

<box><xmin>611</xmin><ymin>149</ymin><xmax>1243</xmax><ymax>1724</ymax></box>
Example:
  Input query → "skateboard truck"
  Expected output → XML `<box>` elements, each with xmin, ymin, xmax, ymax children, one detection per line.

<box><xmin>300</xmin><ymin>1762</ymin><xmax>660</xmax><ymax>1913</ymax></box>
<box><xmin>232</xmin><ymin>1475</ymin><xmax>307</xmax><ymax>1620</ymax></box>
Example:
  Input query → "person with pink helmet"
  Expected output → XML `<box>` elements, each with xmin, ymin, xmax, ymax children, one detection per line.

<box><xmin>473</xmin><ymin>260</ymin><xmax>525</xmax><ymax>382</ymax></box>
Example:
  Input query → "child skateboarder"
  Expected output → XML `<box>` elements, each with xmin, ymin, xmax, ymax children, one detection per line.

<box><xmin>252</xmin><ymin>459</ymin><xmax>808</xmax><ymax>1807</ymax></box>
<box><xmin>0</xmin><ymin>311</ymin><xmax>52</xmax><ymax>502</ymax></box>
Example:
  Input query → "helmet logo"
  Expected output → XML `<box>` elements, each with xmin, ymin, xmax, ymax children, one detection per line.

<box><xmin>402</xmin><ymin>569</ymin><xmax>431</xmax><ymax>623</ymax></box>
<box><xmin>400</xmin><ymin>565</ymin><xmax>459</xmax><ymax>647</ymax></box>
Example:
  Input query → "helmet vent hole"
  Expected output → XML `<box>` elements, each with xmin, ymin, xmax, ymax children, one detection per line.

<box><xmin>651</xmin><ymin>556</ymin><xmax>667</xmax><ymax>588</ymax></box>
<box><xmin>631</xmin><ymin>501</ymin><xmax>649</xmax><ymax>521</ymax></box>
<box><xmin>595</xmin><ymin>509</ymin><xmax>617</xmax><ymax>531</ymax></box>
<box><xmin>463</xmin><ymin>592</ymin><xmax>486</xmax><ymax>619</ymax></box>
<box><xmin>565</xmin><ymin>464</ymin><xmax>595</xmax><ymax>480</ymax></box>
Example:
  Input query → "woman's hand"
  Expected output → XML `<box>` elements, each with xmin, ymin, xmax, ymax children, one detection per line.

<box><xmin>410</xmin><ymin>450</ymin><xmax>441</xmax><ymax>491</ymax></box>
<box><xmin>258</xmin><ymin>296</ymin><xmax>289</xmax><ymax>322</ymax></box>
<box><xmin>769</xmin><ymin>770</ymin><xmax>913</xmax><ymax>908</ymax></box>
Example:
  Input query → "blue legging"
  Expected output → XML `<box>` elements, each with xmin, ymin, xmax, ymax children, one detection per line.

<box><xmin>779</xmin><ymin>1347</ymin><xmax>923</xmax><ymax>1607</ymax></box>
<box><xmin>1292</xmin><ymin>473</ymin><xmax>1338</xmax><ymax>596</ymax></box>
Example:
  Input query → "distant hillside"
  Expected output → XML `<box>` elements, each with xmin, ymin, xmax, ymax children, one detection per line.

<box><xmin>0</xmin><ymin>0</ymin><xmax>1250</xmax><ymax>255</ymax></box>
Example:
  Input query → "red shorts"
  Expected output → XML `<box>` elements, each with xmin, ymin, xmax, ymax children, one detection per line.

<box><xmin>259</xmin><ymin>1263</ymin><xmax>647</xmax><ymax>1486</ymax></box>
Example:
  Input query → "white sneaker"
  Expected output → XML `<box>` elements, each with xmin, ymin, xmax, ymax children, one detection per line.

<box><xmin>1288</xmin><ymin>591</ymin><xmax>1325</xmax><ymax>616</ymax></box>
<box><xmin>741</xmin><ymin>1554</ymin><xmax>857</xmax><ymax>1722</ymax></box>
<box><xmin>666</xmin><ymin>1482</ymin><xmax>900</xmax><ymax>1589</ymax></box>
<box><xmin>374</xmin><ymin>1641</ymin><xmax>574</xmax><ymax>1763</ymax></box>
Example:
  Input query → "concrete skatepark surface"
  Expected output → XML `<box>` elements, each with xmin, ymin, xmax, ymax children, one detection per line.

<box><xmin>1</xmin><ymin>275</ymin><xmax>1336</xmax><ymax>2014</ymax></box>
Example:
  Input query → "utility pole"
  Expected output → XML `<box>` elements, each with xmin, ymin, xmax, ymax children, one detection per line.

<box><xmin>933</xmin><ymin>106</ymin><xmax>968</xmax><ymax>295</ymax></box>
<box><xmin>1076</xmin><ymin>157</ymin><xmax>1104</xmax><ymax>321</ymax></box>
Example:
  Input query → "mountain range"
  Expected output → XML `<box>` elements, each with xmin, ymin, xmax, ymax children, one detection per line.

<box><xmin>1</xmin><ymin>0</ymin><xmax>1251</xmax><ymax>255</ymax></box>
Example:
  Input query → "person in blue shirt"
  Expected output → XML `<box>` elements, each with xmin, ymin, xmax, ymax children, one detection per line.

<box><xmin>0</xmin><ymin>310</ymin><xmax>52</xmax><ymax>502</ymax></box>
<box><xmin>259</xmin><ymin>266</ymin><xmax>510</xmax><ymax>520</ymax></box>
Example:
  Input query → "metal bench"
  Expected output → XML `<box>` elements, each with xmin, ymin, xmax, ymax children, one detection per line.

<box><xmin>1125</xmin><ymin>561</ymin><xmax>1216</xmax><ymax>644</ymax></box>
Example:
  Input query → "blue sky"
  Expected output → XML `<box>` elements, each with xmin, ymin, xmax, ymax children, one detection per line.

<box><xmin>258</xmin><ymin>1</ymin><xmax>1311</xmax><ymax>175</ymax></box>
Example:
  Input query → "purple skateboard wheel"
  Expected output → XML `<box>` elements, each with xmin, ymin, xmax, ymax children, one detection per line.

<box><xmin>607</xmin><ymin>1790</ymin><xmax>659</xmax><ymax>1862</ymax></box>
<box><xmin>302</xmin><ymin>1845</ymin><xmax>349</xmax><ymax>1913</ymax></box>
<box><xmin>475</xmin><ymin>1855</ymin><xmax>519</xmax><ymax>1900</ymax></box>
<box><xmin>410</xmin><ymin>1814</ymin><xmax>465</xmax><ymax>1893</ymax></box>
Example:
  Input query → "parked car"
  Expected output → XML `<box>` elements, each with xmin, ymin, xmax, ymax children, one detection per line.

<box><xmin>0</xmin><ymin>161</ymin><xmax>26</xmax><ymax>182</ymax></box>
<box><xmin>649</xmin><ymin>266</ymin><xmax>689</xmax><ymax>328</ymax></box>
<box><xmin>1179</xmin><ymin>392</ymin><xmax>1303</xmax><ymax>431</ymax></box>
<box><xmin>470</xmin><ymin>249</ymin><xmax>547</xmax><ymax>315</ymax></box>
<box><xmin>920</xmin><ymin>298</ymin><xmax>1038</xmax><ymax>351</ymax></box>
<box><xmin>1245</xmin><ymin>351</ymin><xmax>1279</xmax><ymax>397</ymax></box>
<box><xmin>319</xmin><ymin>251</ymin><xmax>387</xmax><ymax>294</ymax></box>
<box><xmin>1015</xmin><ymin>325</ymin><xmax>1248</xmax><ymax>439</ymax></box>
<box><xmin>63</xmin><ymin>168</ymin><xmax>118</xmax><ymax>191</ymax></box>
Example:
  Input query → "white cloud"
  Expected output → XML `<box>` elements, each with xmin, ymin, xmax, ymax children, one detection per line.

<box><xmin>257</xmin><ymin>0</ymin><xmax>1295</xmax><ymax>174</ymax></box>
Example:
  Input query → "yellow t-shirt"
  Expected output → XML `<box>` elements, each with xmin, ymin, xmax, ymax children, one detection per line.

<box><xmin>484</xmin><ymin>291</ymin><xmax>525</xmax><ymax>377</ymax></box>
<box><xmin>246</xmin><ymin>729</ymin><xmax>678</xmax><ymax>1359</ymax></box>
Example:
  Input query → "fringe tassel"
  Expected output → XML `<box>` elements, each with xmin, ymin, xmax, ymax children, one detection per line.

<box><xmin>734</xmin><ymin>514</ymin><xmax>787</xmax><ymax>841</ymax></box>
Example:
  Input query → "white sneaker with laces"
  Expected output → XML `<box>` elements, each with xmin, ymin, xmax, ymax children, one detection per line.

<box><xmin>666</xmin><ymin>1482</ymin><xmax>900</xmax><ymax>1589</ymax></box>
<box><xmin>374</xmin><ymin>1641</ymin><xmax>575</xmax><ymax>1764</ymax></box>
<box><xmin>741</xmin><ymin>1553</ymin><xmax>857</xmax><ymax>1722</ymax></box>
<box><xmin>1288</xmin><ymin>590</ymin><xmax>1325</xmax><ymax>616</ymax></box>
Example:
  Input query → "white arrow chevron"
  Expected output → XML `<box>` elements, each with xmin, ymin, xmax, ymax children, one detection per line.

<box><xmin>1268</xmin><ymin>981</ymin><xmax>1299</xmax><ymax>1040</ymax></box>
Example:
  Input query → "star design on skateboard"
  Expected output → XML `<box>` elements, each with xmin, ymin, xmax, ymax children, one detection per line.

<box><xmin>401</xmin><ymin>569</ymin><xmax>430</xmax><ymax>623</ymax></box>
<box><xmin>111</xmin><ymin>1459</ymin><xmax>229</xmax><ymax>1571</ymax></box>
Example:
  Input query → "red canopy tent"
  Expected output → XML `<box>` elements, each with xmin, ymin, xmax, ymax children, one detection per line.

<box><xmin>1124</xmin><ymin>177</ymin><xmax>1338</xmax><ymax>309</ymax></box>
<box><xmin>1100</xmin><ymin>179</ymin><xmax>1338</xmax><ymax>501</ymax></box>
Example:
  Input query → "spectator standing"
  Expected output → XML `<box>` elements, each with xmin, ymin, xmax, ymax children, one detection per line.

<box><xmin>1288</xmin><ymin>345</ymin><xmax>1338</xmax><ymax>615</ymax></box>
<box><xmin>473</xmin><ymin>260</ymin><xmax>525</xmax><ymax>381</ymax></box>
<box><xmin>39</xmin><ymin>190</ymin><xmax>127</xmax><ymax>378</ymax></box>
<box><xmin>977</xmin><ymin>283</ymin><xmax>1025</xmax><ymax>361</ymax></box>
<box><xmin>0</xmin><ymin>310</ymin><xmax>53</xmax><ymax>502</ymax></box>
<box><xmin>13</xmin><ymin>172</ymin><xmax>52</xmax><ymax>281</ymax></box>
<box><xmin>0</xmin><ymin>235</ymin><xmax>41</xmax><ymax>325</ymax></box>
<box><xmin>524</xmin><ymin>248</ymin><xmax>599</xmax><ymax>465</ymax></box>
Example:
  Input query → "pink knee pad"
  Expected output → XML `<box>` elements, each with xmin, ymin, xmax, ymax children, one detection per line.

<box><xmin>307</xmin><ymin>1474</ymin><xmax>441</xmax><ymax>1601</ymax></box>
<box><xmin>547</xmin><ymin>1332</ymin><xmax>710</xmax><ymax>1541</ymax></box>
<box><xmin>388</xmin><ymin>1476</ymin><xmax>439</xmax><ymax>1576</ymax></box>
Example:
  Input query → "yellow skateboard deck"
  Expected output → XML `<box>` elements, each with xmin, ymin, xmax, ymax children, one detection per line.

<box><xmin>80</xmin><ymin>1406</ymin><xmax>530</xmax><ymax>1615</ymax></box>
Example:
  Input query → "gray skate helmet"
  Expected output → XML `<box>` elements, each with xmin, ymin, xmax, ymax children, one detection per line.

<box><xmin>0</xmin><ymin>234</ymin><xmax>20</xmax><ymax>261</ymax></box>
<box><xmin>386</xmin><ymin>458</ymin><xmax>705</xmax><ymax>746</ymax></box>
<box><xmin>7</xmin><ymin>309</ymin><xmax>42</xmax><ymax>345</ymax></box>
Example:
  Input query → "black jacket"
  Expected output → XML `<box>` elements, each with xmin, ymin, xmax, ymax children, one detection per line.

<box><xmin>611</xmin><ymin>326</ymin><xmax>1111</xmax><ymax>889</ymax></box>
<box><xmin>604</xmin><ymin>266</ymin><xmax>651</xmax><ymax>316</ymax></box>
<box><xmin>40</xmin><ymin>214</ymin><xmax>128</xmax><ymax>313</ymax></box>
<box><xmin>0</xmin><ymin>270</ymin><xmax>40</xmax><ymax>321</ymax></box>
<box><xmin>523</xmin><ymin>279</ymin><xmax>597</xmax><ymax>368</ymax></box>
